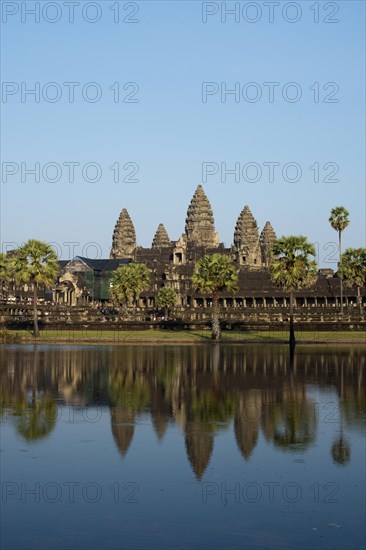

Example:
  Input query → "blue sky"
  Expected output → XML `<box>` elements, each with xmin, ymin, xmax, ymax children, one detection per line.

<box><xmin>1</xmin><ymin>0</ymin><xmax>365</xmax><ymax>266</ymax></box>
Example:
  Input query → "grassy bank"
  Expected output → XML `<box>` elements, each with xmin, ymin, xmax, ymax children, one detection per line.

<box><xmin>1</xmin><ymin>328</ymin><xmax>365</xmax><ymax>345</ymax></box>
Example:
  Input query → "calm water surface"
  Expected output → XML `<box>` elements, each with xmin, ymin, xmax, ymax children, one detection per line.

<box><xmin>1</xmin><ymin>344</ymin><xmax>365</xmax><ymax>550</ymax></box>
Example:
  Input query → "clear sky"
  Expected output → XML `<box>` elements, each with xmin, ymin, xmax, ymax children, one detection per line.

<box><xmin>1</xmin><ymin>0</ymin><xmax>365</xmax><ymax>267</ymax></box>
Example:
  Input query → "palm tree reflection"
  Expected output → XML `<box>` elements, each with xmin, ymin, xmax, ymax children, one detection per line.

<box><xmin>16</xmin><ymin>397</ymin><xmax>57</xmax><ymax>441</ymax></box>
<box><xmin>331</xmin><ymin>363</ymin><xmax>351</xmax><ymax>466</ymax></box>
<box><xmin>1</xmin><ymin>345</ymin><xmax>363</xmax><ymax>473</ymax></box>
<box><xmin>331</xmin><ymin>437</ymin><xmax>351</xmax><ymax>466</ymax></box>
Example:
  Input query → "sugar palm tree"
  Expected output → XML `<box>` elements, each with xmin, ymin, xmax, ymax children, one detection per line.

<box><xmin>192</xmin><ymin>253</ymin><xmax>238</xmax><ymax>341</ymax></box>
<box><xmin>270</xmin><ymin>236</ymin><xmax>317</xmax><ymax>347</ymax></box>
<box><xmin>110</xmin><ymin>266</ymin><xmax>133</xmax><ymax>309</ymax></box>
<box><xmin>11</xmin><ymin>240</ymin><xmax>59</xmax><ymax>337</ymax></box>
<box><xmin>338</xmin><ymin>248</ymin><xmax>366</xmax><ymax>314</ymax></box>
<box><xmin>0</xmin><ymin>253</ymin><xmax>11</xmax><ymax>300</ymax></box>
<box><xmin>329</xmin><ymin>207</ymin><xmax>350</xmax><ymax>314</ymax></box>
<box><xmin>110</xmin><ymin>263</ymin><xmax>151</xmax><ymax>312</ymax></box>
<box><xmin>130</xmin><ymin>263</ymin><xmax>151</xmax><ymax>308</ymax></box>
<box><xmin>156</xmin><ymin>286</ymin><xmax>177</xmax><ymax>320</ymax></box>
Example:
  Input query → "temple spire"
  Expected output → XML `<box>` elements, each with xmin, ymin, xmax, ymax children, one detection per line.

<box><xmin>260</xmin><ymin>221</ymin><xmax>277</xmax><ymax>267</ymax></box>
<box><xmin>152</xmin><ymin>223</ymin><xmax>170</xmax><ymax>249</ymax></box>
<box><xmin>185</xmin><ymin>185</ymin><xmax>219</xmax><ymax>247</ymax></box>
<box><xmin>233</xmin><ymin>205</ymin><xmax>261</xmax><ymax>267</ymax></box>
<box><xmin>110</xmin><ymin>208</ymin><xmax>136</xmax><ymax>259</ymax></box>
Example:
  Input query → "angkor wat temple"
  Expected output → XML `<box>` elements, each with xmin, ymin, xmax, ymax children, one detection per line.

<box><xmin>109</xmin><ymin>184</ymin><xmax>276</xmax><ymax>267</ymax></box>
<box><xmin>53</xmin><ymin>184</ymin><xmax>365</xmax><ymax>316</ymax></box>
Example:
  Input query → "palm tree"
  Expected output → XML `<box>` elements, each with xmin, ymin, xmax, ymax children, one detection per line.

<box><xmin>192</xmin><ymin>253</ymin><xmax>238</xmax><ymax>341</ymax></box>
<box><xmin>0</xmin><ymin>253</ymin><xmax>11</xmax><ymax>300</ymax></box>
<box><xmin>338</xmin><ymin>248</ymin><xmax>366</xmax><ymax>314</ymax></box>
<box><xmin>11</xmin><ymin>240</ymin><xmax>59</xmax><ymax>337</ymax></box>
<box><xmin>110</xmin><ymin>266</ymin><xmax>133</xmax><ymax>310</ymax></box>
<box><xmin>329</xmin><ymin>207</ymin><xmax>350</xmax><ymax>314</ymax></box>
<box><xmin>270</xmin><ymin>236</ymin><xmax>317</xmax><ymax>347</ymax></box>
<box><xmin>110</xmin><ymin>263</ymin><xmax>151</xmax><ymax>313</ymax></box>
<box><xmin>156</xmin><ymin>286</ymin><xmax>177</xmax><ymax>320</ymax></box>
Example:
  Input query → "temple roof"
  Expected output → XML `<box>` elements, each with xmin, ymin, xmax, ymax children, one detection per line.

<box><xmin>61</xmin><ymin>256</ymin><xmax>132</xmax><ymax>272</ymax></box>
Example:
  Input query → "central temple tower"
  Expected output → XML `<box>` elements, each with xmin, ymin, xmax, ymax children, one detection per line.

<box><xmin>184</xmin><ymin>185</ymin><xmax>219</xmax><ymax>247</ymax></box>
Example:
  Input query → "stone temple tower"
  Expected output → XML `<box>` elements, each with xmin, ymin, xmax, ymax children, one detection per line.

<box><xmin>151</xmin><ymin>224</ymin><xmax>170</xmax><ymax>249</ymax></box>
<box><xmin>232</xmin><ymin>205</ymin><xmax>261</xmax><ymax>267</ymax></box>
<box><xmin>260</xmin><ymin>221</ymin><xmax>277</xmax><ymax>267</ymax></box>
<box><xmin>110</xmin><ymin>208</ymin><xmax>136</xmax><ymax>259</ymax></box>
<box><xmin>185</xmin><ymin>185</ymin><xmax>219</xmax><ymax>248</ymax></box>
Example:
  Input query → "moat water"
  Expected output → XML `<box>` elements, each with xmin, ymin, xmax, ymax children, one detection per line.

<box><xmin>1</xmin><ymin>344</ymin><xmax>365</xmax><ymax>550</ymax></box>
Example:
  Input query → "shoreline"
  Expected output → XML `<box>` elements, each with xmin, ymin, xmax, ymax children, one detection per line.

<box><xmin>11</xmin><ymin>340</ymin><xmax>366</xmax><ymax>346</ymax></box>
<box><xmin>1</xmin><ymin>329</ymin><xmax>365</xmax><ymax>346</ymax></box>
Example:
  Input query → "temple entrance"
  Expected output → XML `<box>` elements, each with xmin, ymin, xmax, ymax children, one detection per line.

<box><xmin>54</xmin><ymin>273</ymin><xmax>81</xmax><ymax>306</ymax></box>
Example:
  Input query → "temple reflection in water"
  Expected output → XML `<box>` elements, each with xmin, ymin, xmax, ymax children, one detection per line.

<box><xmin>1</xmin><ymin>345</ymin><xmax>364</xmax><ymax>479</ymax></box>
